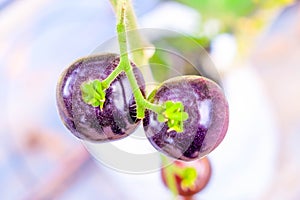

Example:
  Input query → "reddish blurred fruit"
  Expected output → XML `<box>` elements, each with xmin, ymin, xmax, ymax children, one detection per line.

<box><xmin>161</xmin><ymin>156</ymin><xmax>212</xmax><ymax>197</ymax></box>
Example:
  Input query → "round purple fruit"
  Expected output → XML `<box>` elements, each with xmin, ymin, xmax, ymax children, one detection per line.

<box><xmin>143</xmin><ymin>76</ymin><xmax>229</xmax><ymax>161</ymax></box>
<box><xmin>56</xmin><ymin>53</ymin><xmax>145</xmax><ymax>142</ymax></box>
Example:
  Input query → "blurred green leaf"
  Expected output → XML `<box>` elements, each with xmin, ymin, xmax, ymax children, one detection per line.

<box><xmin>176</xmin><ymin>0</ymin><xmax>255</xmax><ymax>18</ymax></box>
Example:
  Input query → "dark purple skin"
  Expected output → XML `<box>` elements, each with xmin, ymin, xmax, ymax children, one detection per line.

<box><xmin>56</xmin><ymin>53</ymin><xmax>145</xmax><ymax>142</ymax></box>
<box><xmin>143</xmin><ymin>76</ymin><xmax>229</xmax><ymax>161</ymax></box>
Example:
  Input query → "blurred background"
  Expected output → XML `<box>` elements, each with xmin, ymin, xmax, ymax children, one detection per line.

<box><xmin>1</xmin><ymin>0</ymin><xmax>300</xmax><ymax>199</ymax></box>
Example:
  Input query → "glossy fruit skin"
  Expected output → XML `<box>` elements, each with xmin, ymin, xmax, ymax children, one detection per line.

<box><xmin>56</xmin><ymin>53</ymin><xmax>145</xmax><ymax>142</ymax></box>
<box><xmin>161</xmin><ymin>157</ymin><xmax>212</xmax><ymax>196</ymax></box>
<box><xmin>143</xmin><ymin>76</ymin><xmax>229</xmax><ymax>161</ymax></box>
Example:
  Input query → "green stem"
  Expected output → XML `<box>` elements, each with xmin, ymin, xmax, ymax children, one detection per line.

<box><xmin>116</xmin><ymin>1</ymin><xmax>130</xmax><ymax>66</ymax></box>
<box><xmin>109</xmin><ymin>0</ymin><xmax>154</xmax><ymax>67</ymax></box>
<box><xmin>111</xmin><ymin>0</ymin><xmax>163</xmax><ymax>119</ymax></box>
<box><xmin>161</xmin><ymin>155</ymin><xmax>179</xmax><ymax>198</ymax></box>
<box><xmin>116</xmin><ymin>0</ymin><xmax>143</xmax><ymax>118</ymax></box>
<box><xmin>125</xmin><ymin>65</ymin><xmax>163</xmax><ymax>118</ymax></box>
<box><xmin>102</xmin><ymin>1</ymin><xmax>130</xmax><ymax>89</ymax></box>
<box><xmin>101</xmin><ymin>62</ymin><xmax>123</xmax><ymax>89</ymax></box>
<box><xmin>124</xmin><ymin>67</ymin><xmax>145</xmax><ymax>118</ymax></box>
<box><xmin>144</xmin><ymin>101</ymin><xmax>164</xmax><ymax>114</ymax></box>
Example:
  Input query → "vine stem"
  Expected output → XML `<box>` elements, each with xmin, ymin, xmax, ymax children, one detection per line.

<box><xmin>106</xmin><ymin>1</ymin><xmax>195</xmax><ymax>198</ymax></box>
<box><xmin>109</xmin><ymin>0</ymin><xmax>155</xmax><ymax>88</ymax></box>
<box><xmin>116</xmin><ymin>0</ymin><xmax>145</xmax><ymax>118</ymax></box>
<box><xmin>161</xmin><ymin>155</ymin><xmax>179</xmax><ymax>199</ymax></box>
<box><xmin>109</xmin><ymin>0</ymin><xmax>154</xmax><ymax>67</ymax></box>
<box><xmin>105</xmin><ymin>0</ymin><xmax>163</xmax><ymax>119</ymax></box>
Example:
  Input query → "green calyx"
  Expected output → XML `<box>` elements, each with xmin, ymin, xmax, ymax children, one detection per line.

<box><xmin>180</xmin><ymin>167</ymin><xmax>197</xmax><ymax>190</ymax></box>
<box><xmin>161</xmin><ymin>155</ymin><xmax>198</xmax><ymax>197</ymax></box>
<box><xmin>157</xmin><ymin>101</ymin><xmax>189</xmax><ymax>133</ymax></box>
<box><xmin>80</xmin><ymin>79</ymin><xmax>106</xmax><ymax>109</ymax></box>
